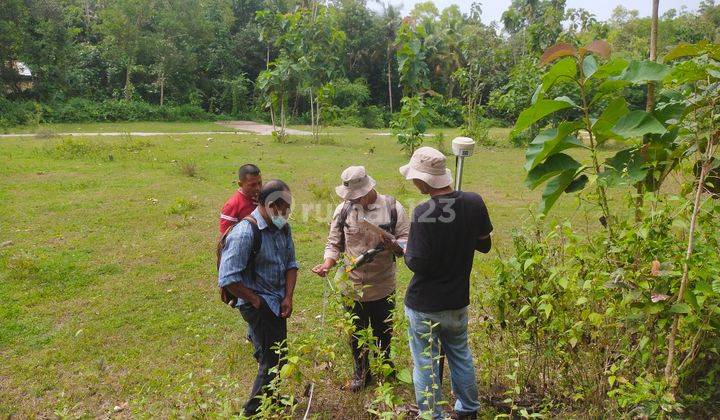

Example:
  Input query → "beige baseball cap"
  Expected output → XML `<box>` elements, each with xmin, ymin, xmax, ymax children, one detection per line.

<box><xmin>399</xmin><ymin>147</ymin><xmax>453</xmax><ymax>188</ymax></box>
<box><xmin>335</xmin><ymin>166</ymin><xmax>376</xmax><ymax>200</ymax></box>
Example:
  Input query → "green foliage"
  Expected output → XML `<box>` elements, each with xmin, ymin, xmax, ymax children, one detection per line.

<box><xmin>395</xmin><ymin>19</ymin><xmax>429</xmax><ymax>97</ymax></box>
<box><xmin>392</xmin><ymin>95</ymin><xmax>429</xmax><ymax>155</ymax></box>
<box><xmin>166</xmin><ymin>198</ymin><xmax>199</xmax><ymax>216</ymax></box>
<box><xmin>487</xmin><ymin>57</ymin><xmax>542</xmax><ymax>124</ymax></box>
<box><xmin>489</xmin><ymin>194</ymin><xmax>720</xmax><ymax>415</ymax></box>
<box><xmin>513</xmin><ymin>40</ymin><xmax>682</xmax><ymax>218</ymax></box>
<box><xmin>0</xmin><ymin>99</ymin><xmax>212</xmax><ymax>128</ymax></box>
<box><xmin>424</xmin><ymin>96</ymin><xmax>464</xmax><ymax>127</ymax></box>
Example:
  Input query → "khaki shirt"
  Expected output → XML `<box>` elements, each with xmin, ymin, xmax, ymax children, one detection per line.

<box><xmin>324</xmin><ymin>194</ymin><xmax>410</xmax><ymax>302</ymax></box>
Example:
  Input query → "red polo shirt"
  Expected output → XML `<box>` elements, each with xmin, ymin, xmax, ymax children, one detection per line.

<box><xmin>219</xmin><ymin>190</ymin><xmax>256</xmax><ymax>234</ymax></box>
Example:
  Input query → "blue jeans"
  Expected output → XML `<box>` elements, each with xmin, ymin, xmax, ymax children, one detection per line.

<box><xmin>405</xmin><ymin>305</ymin><xmax>479</xmax><ymax>419</ymax></box>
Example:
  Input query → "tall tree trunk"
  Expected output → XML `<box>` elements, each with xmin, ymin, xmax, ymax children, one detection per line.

<box><xmin>293</xmin><ymin>90</ymin><xmax>300</xmax><ymax>117</ymax></box>
<box><xmin>159</xmin><ymin>73</ymin><xmax>165</xmax><ymax>107</ymax></box>
<box><xmin>280</xmin><ymin>96</ymin><xmax>286</xmax><ymax>135</ymax></box>
<box><xmin>646</xmin><ymin>0</ymin><xmax>659</xmax><ymax>113</ymax></box>
<box><xmin>309</xmin><ymin>91</ymin><xmax>315</xmax><ymax>140</ymax></box>
<box><xmin>635</xmin><ymin>0</ymin><xmax>660</xmax><ymax>220</ymax></box>
<box><xmin>270</xmin><ymin>101</ymin><xmax>276</xmax><ymax>130</ymax></box>
<box><xmin>315</xmin><ymin>98</ymin><xmax>321</xmax><ymax>141</ymax></box>
<box><xmin>387</xmin><ymin>47</ymin><xmax>393</xmax><ymax>114</ymax></box>
<box><xmin>124</xmin><ymin>66</ymin><xmax>132</xmax><ymax>101</ymax></box>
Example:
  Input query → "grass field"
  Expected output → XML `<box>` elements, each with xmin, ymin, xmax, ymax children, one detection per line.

<box><xmin>1</xmin><ymin>123</ymin><xmax>615</xmax><ymax>417</ymax></box>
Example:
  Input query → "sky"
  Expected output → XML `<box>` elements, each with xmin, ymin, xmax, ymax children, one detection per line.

<box><xmin>382</xmin><ymin>0</ymin><xmax>705</xmax><ymax>24</ymax></box>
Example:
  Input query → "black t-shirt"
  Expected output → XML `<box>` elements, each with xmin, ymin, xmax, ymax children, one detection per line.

<box><xmin>404</xmin><ymin>191</ymin><xmax>493</xmax><ymax>312</ymax></box>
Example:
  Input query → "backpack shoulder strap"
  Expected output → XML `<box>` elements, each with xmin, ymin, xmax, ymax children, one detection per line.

<box><xmin>386</xmin><ymin>196</ymin><xmax>398</xmax><ymax>235</ymax></box>
<box><xmin>243</xmin><ymin>216</ymin><xmax>262</xmax><ymax>258</ymax></box>
<box><xmin>337</xmin><ymin>201</ymin><xmax>353</xmax><ymax>252</ymax></box>
<box><xmin>216</xmin><ymin>224</ymin><xmax>235</xmax><ymax>271</ymax></box>
<box><xmin>216</xmin><ymin>217</ymin><xmax>262</xmax><ymax>271</ymax></box>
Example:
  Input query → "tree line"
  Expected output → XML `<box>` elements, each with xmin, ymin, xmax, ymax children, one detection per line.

<box><xmin>1</xmin><ymin>0</ymin><xmax>719</xmax><ymax>130</ymax></box>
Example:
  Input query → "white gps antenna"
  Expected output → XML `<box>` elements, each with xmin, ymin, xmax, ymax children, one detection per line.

<box><xmin>451</xmin><ymin>136</ymin><xmax>476</xmax><ymax>191</ymax></box>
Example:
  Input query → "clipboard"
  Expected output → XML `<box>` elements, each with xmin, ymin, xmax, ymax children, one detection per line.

<box><xmin>360</xmin><ymin>217</ymin><xmax>395</xmax><ymax>241</ymax></box>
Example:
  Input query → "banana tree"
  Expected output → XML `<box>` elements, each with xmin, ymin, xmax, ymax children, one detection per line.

<box><xmin>513</xmin><ymin>40</ymin><xmax>672</xmax><ymax>236</ymax></box>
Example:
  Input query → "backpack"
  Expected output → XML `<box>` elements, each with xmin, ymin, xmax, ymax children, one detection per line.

<box><xmin>336</xmin><ymin>195</ymin><xmax>398</xmax><ymax>252</ymax></box>
<box><xmin>216</xmin><ymin>216</ymin><xmax>262</xmax><ymax>306</ymax></box>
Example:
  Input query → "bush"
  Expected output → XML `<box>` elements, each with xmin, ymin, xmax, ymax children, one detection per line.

<box><xmin>0</xmin><ymin>98</ymin><xmax>213</xmax><ymax>127</ymax></box>
<box><xmin>463</xmin><ymin>118</ymin><xmax>495</xmax><ymax>147</ymax></box>
<box><xmin>361</xmin><ymin>105</ymin><xmax>387</xmax><ymax>128</ymax></box>
<box><xmin>0</xmin><ymin>98</ymin><xmax>41</xmax><ymax>128</ymax></box>
<box><xmin>485</xmin><ymin>196</ymin><xmax>720</xmax><ymax>415</ymax></box>
<box><xmin>321</xmin><ymin>78</ymin><xmax>371</xmax><ymax>108</ymax></box>
<box><xmin>425</xmin><ymin>96</ymin><xmax>464</xmax><ymax>127</ymax></box>
<box><xmin>509</xmin><ymin>126</ymin><xmax>538</xmax><ymax>147</ymax></box>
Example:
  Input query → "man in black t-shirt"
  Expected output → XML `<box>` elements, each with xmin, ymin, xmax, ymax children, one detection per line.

<box><xmin>398</xmin><ymin>146</ymin><xmax>493</xmax><ymax>420</ymax></box>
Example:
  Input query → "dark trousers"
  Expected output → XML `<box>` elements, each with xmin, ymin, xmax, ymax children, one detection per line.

<box><xmin>345</xmin><ymin>293</ymin><xmax>395</xmax><ymax>378</ymax></box>
<box><xmin>238</xmin><ymin>299</ymin><xmax>287</xmax><ymax>416</ymax></box>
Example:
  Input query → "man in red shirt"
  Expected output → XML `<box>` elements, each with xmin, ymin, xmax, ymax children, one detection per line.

<box><xmin>219</xmin><ymin>164</ymin><xmax>262</xmax><ymax>235</ymax></box>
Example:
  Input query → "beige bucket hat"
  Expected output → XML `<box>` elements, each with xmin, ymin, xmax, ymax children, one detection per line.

<box><xmin>399</xmin><ymin>147</ymin><xmax>453</xmax><ymax>188</ymax></box>
<box><xmin>335</xmin><ymin>166</ymin><xmax>376</xmax><ymax>200</ymax></box>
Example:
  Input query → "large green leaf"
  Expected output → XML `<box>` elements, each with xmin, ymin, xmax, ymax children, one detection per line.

<box><xmin>593</xmin><ymin>97</ymin><xmax>629</xmax><ymax>143</ymax></box>
<box><xmin>601</xmin><ymin>147</ymin><xmax>648</xmax><ymax>186</ymax></box>
<box><xmin>539</xmin><ymin>169</ymin><xmax>579</xmax><ymax>214</ymax></box>
<box><xmin>664</xmin><ymin>60</ymin><xmax>707</xmax><ymax>84</ymax></box>
<box><xmin>564</xmin><ymin>174</ymin><xmax>589</xmax><ymax>193</ymax></box>
<box><xmin>525</xmin><ymin>153</ymin><xmax>582</xmax><ymax>190</ymax></box>
<box><xmin>592</xmin><ymin>58</ymin><xmax>629</xmax><ymax>79</ymax></box>
<box><xmin>536</xmin><ymin>57</ymin><xmax>577</xmax><ymax>100</ymax></box>
<box><xmin>654</xmin><ymin>100</ymin><xmax>686</xmax><ymax>125</ymax></box>
<box><xmin>612</xmin><ymin>111</ymin><xmax>667</xmax><ymax>139</ymax></box>
<box><xmin>513</xmin><ymin>100</ymin><xmax>574</xmax><ymax>135</ymax></box>
<box><xmin>621</xmin><ymin>61</ymin><xmax>671</xmax><ymax>84</ymax></box>
<box><xmin>582</xmin><ymin>55</ymin><xmax>598</xmax><ymax>79</ymax></box>
<box><xmin>524</xmin><ymin>122</ymin><xmax>585</xmax><ymax>172</ymax></box>
<box><xmin>591</xmin><ymin>80</ymin><xmax>630</xmax><ymax>104</ymax></box>
<box><xmin>663</xmin><ymin>42</ymin><xmax>708</xmax><ymax>62</ymax></box>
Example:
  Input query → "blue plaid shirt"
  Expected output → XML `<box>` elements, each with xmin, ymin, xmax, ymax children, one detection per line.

<box><xmin>218</xmin><ymin>208</ymin><xmax>299</xmax><ymax>316</ymax></box>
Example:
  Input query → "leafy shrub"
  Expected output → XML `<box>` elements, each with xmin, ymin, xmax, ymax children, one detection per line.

<box><xmin>50</xmin><ymin>138</ymin><xmax>107</xmax><ymax>159</ymax></box>
<box><xmin>321</xmin><ymin>78</ymin><xmax>371</xmax><ymax>108</ymax></box>
<box><xmin>486</xmin><ymin>195</ymin><xmax>720</xmax><ymax>415</ymax></box>
<box><xmin>391</xmin><ymin>95</ymin><xmax>429</xmax><ymax>155</ymax></box>
<box><xmin>463</xmin><ymin>117</ymin><xmax>495</xmax><ymax>147</ymax></box>
<box><xmin>361</xmin><ymin>105</ymin><xmax>387</xmax><ymax>128</ymax></box>
<box><xmin>487</xmin><ymin>56</ymin><xmax>542</xmax><ymax>125</ymax></box>
<box><xmin>425</xmin><ymin>96</ymin><xmax>464</xmax><ymax>127</ymax></box>
<box><xmin>509</xmin><ymin>127</ymin><xmax>538</xmax><ymax>147</ymax></box>
<box><xmin>0</xmin><ymin>98</ymin><xmax>41</xmax><ymax>128</ymax></box>
<box><xmin>166</xmin><ymin>198</ymin><xmax>200</xmax><ymax>216</ymax></box>
<box><xmin>0</xmin><ymin>99</ymin><xmax>213</xmax><ymax>127</ymax></box>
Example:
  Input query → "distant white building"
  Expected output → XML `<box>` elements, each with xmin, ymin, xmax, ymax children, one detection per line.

<box><xmin>5</xmin><ymin>61</ymin><xmax>33</xmax><ymax>93</ymax></box>
<box><xmin>14</xmin><ymin>61</ymin><xmax>32</xmax><ymax>77</ymax></box>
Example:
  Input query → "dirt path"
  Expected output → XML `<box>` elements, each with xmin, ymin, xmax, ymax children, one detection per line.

<box><xmin>0</xmin><ymin>120</ymin><xmax>314</xmax><ymax>138</ymax></box>
<box><xmin>217</xmin><ymin>120</ymin><xmax>313</xmax><ymax>136</ymax></box>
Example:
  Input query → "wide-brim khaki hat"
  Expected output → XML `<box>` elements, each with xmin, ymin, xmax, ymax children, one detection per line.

<box><xmin>335</xmin><ymin>166</ymin><xmax>376</xmax><ymax>200</ymax></box>
<box><xmin>399</xmin><ymin>146</ymin><xmax>452</xmax><ymax>188</ymax></box>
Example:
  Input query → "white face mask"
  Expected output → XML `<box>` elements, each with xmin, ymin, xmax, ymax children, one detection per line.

<box><xmin>271</xmin><ymin>214</ymin><xmax>288</xmax><ymax>229</ymax></box>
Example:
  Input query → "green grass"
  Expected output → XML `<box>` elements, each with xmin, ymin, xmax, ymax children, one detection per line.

<box><xmin>0</xmin><ymin>123</ymin><xmax>617</xmax><ymax>417</ymax></box>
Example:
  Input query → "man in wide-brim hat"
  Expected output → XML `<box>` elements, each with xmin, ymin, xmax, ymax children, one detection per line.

<box><xmin>312</xmin><ymin>165</ymin><xmax>410</xmax><ymax>392</ymax></box>
<box><xmin>399</xmin><ymin>147</ymin><xmax>494</xmax><ymax>420</ymax></box>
